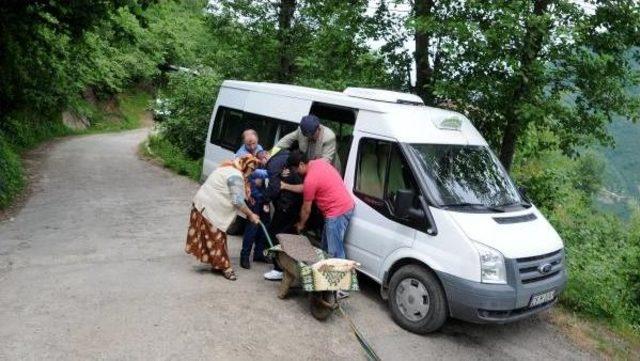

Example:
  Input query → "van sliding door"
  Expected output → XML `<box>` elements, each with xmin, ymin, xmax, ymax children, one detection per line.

<box><xmin>309</xmin><ymin>102</ymin><xmax>358</xmax><ymax>176</ymax></box>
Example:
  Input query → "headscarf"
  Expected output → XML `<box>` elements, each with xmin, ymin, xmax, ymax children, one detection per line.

<box><xmin>220</xmin><ymin>154</ymin><xmax>260</xmax><ymax>202</ymax></box>
<box><xmin>220</xmin><ymin>154</ymin><xmax>259</xmax><ymax>174</ymax></box>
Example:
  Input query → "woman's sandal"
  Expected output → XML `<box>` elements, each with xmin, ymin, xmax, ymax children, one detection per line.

<box><xmin>222</xmin><ymin>268</ymin><xmax>237</xmax><ymax>281</ymax></box>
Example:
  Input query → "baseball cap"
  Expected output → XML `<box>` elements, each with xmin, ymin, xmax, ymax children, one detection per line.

<box><xmin>299</xmin><ymin>115</ymin><xmax>320</xmax><ymax>137</ymax></box>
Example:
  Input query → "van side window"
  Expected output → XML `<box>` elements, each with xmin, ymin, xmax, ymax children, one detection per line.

<box><xmin>211</xmin><ymin>107</ymin><xmax>245</xmax><ymax>150</ymax></box>
<box><xmin>387</xmin><ymin>144</ymin><xmax>420</xmax><ymax>213</ymax></box>
<box><xmin>210</xmin><ymin>106</ymin><xmax>295</xmax><ymax>152</ymax></box>
<box><xmin>355</xmin><ymin>139</ymin><xmax>391</xmax><ymax>200</ymax></box>
<box><xmin>355</xmin><ymin>138</ymin><xmax>423</xmax><ymax>229</ymax></box>
<box><xmin>243</xmin><ymin>113</ymin><xmax>279</xmax><ymax>150</ymax></box>
<box><xmin>276</xmin><ymin>121</ymin><xmax>298</xmax><ymax>144</ymax></box>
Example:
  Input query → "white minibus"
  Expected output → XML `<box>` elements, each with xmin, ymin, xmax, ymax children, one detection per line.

<box><xmin>202</xmin><ymin>80</ymin><xmax>567</xmax><ymax>333</ymax></box>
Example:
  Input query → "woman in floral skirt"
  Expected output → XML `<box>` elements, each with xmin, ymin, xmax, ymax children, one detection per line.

<box><xmin>185</xmin><ymin>155</ymin><xmax>261</xmax><ymax>280</ymax></box>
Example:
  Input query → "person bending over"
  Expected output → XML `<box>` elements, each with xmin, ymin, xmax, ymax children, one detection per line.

<box><xmin>281</xmin><ymin>152</ymin><xmax>354</xmax><ymax>260</ymax></box>
<box><xmin>262</xmin><ymin>149</ymin><xmax>303</xmax><ymax>281</ymax></box>
<box><xmin>186</xmin><ymin>155</ymin><xmax>261</xmax><ymax>281</ymax></box>
<box><xmin>274</xmin><ymin>115</ymin><xmax>340</xmax><ymax>170</ymax></box>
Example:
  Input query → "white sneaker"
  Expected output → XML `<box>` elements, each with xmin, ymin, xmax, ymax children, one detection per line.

<box><xmin>337</xmin><ymin>291</ymin><xmax>350</xmax><ymax>299</ymax></box>
<box><xmin>264</xmin><ymin>270</ymin><xmax>283</xmax><ymax>281</ymax></box>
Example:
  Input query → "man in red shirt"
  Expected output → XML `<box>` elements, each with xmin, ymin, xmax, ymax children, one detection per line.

<box><xmin>281</xmin><ymin>151</ymin><xmax>354</xmax><ymax>260</ymax></box>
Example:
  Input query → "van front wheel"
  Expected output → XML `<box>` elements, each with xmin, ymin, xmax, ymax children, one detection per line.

<box><xmin>388</xmin><ymin>265</ymin><xmax>447</xmax><ymax>334</ymax></box>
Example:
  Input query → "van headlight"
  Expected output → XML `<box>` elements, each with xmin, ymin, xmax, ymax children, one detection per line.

<box><xmin>473</xmin><ymin>242</ymin><xmax>507</xmax><ymax>284</ymax></box>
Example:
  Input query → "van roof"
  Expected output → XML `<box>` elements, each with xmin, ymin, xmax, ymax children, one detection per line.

<box><xmin>223</xmin><ymin>80</ymin><xmax>432</xmax><ymax>113</ymax></box>
<box><xmin>221</xmin><ymin>80</ymin><xmax>487</xmax><ymax>146</ymax></box>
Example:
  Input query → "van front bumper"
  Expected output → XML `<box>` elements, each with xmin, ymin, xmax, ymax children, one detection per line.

<box><xmin>436</xmin><ymin>267</ymin><xmax>568</xmax><ymax>324</ymax></box>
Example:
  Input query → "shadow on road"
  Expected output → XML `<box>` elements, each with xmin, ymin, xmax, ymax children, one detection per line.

<box><xmin>354</xmin><ymin>270</ymin><xmax>552</xmax><ymax>344</ymax></box>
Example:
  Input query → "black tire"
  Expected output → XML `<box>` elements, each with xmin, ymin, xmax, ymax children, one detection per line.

<box><xmin>225</xmin><ymin>216</ymin><xmax>246</xmax><ymax>236</ymax></box>
<box><xmin>388</xmin><ymin>265</ymin><xmax>447</xmax><ymax>334</ymax></box>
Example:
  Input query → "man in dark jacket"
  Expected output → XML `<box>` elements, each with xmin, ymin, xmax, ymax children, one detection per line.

<box><xmin>262</xmin><ymin>149</ymin><xmax>303</xmax><ymax>281</ymax></box>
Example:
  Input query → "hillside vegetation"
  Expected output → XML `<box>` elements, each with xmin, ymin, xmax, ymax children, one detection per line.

<box><xmin>596</xmin><ymin>119</ymin><xmax>640</xmax><ymax>217</ymax></box>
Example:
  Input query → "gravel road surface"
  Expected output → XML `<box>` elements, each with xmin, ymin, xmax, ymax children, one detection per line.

<box><xmin>0</xmin><ymin>129</ymin><xmax>597</xmax><ymax>361</ymax></box>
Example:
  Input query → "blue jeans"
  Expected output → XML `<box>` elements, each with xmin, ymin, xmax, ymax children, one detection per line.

<box><xmin>241</xmin><ymin>202</ymin><xmax>270</xmax><ymax>260</ymax></box>
<box><xmin>321</xmin><ymin>208</ymin><xmax>354</xmax><ymax>259</ymax></box>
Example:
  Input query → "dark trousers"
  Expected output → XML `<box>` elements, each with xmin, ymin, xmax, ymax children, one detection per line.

<box><xmin>268</xmin><ymin>207</ymin><xmax>299</xmax><ymax>272</ymax></box>
<box><xmin>241</xmin><ymin>202</ymin><xmax>270</xmax><ymax>261</ymax></box>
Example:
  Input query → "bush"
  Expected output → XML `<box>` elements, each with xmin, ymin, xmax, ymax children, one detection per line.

<box><xmin>0</xmin><ymin>111</ymin><xmax>71</xmax><ymax>209</ymax></box>
<box><xmin>145</xmin><ymin>134</ymin><xmax>202</xmax><ymax>181</ymax></box>
<box><xmin>513</xmin><ymin>147</ymin><xmax>640</xmax><ymax>329</ymax></box>
<box><xmin>159</xmin><ymin>70</ymin><xmax>222</xmax><ymax>159</ymax></box>
<box><xmin>0</xmin><ymin>136</ymin><xmax>24</xmax><ymax>209</ymax></box>
<box><xmin>0</xmin><ymin>111</ymin><xmax>71</xmax><ymax>152</ymax></box>
<box><xmin>550</xmin><ymin>203</ymin><xmax>638</xmax><ymax>323</ymax></box>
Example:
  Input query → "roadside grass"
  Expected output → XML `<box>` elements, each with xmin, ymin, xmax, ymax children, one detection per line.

<box><xmin>0</xmin><ymin>88</ymin><xmax>152</xmax><ymax>212</ymax></box>
<box><xmin>0</xmin><ymin>111</ymin><xmax>72</xmax><ymax>152</ymax></box>
<box><xmin>0</xmin><ymin>136</ymin><xmax>27</xmax><ymax>209</ymax></box>
<box><xmin>140</xmin><ymin>134</ymin><xmax>202</xmax><ymax>182</ymax></box>
<box><xmin>549</xmin><ymin>307</ymin><xmax>640</xmax><ymax>360</ymax></box>
<box><xmin>0</xmin><ymin>111</ymin><xmax>73</xmax><ymax>210</ymax></box>
<box><xmin>80</xmin><ymin>90</ymin><xmax>152</xmax><ymax>133</ymax></box>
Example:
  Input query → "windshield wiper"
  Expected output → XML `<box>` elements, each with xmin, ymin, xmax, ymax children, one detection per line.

<box><xmin>441</xmin><ymin>202</ymin><xmax>505</xmax><ymax>212</ymax></box>
<box><xmin>496</xmin><ymin>200</ymin><xmax>532</xmax><ymax>209</ymax></box>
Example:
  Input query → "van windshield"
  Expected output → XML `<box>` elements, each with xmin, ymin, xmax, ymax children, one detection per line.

<box><xmin>407</xmin><ymin>144</ymin><xmax>523</xmax><ymax>209</ymax></box>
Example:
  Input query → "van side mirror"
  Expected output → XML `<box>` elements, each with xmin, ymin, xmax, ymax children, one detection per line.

<box><xmin>517</xmin><ymin>185</ymin><xmax>533</xmax><ymax>207</ymax></box>
<box><xmin>394</xmin><ymin>189</ymin><xmax>424</xmax><ymax>221</ymax></box>
<box><xmin>394</xmin><ymin>189</ymin><xmax>437</xmax><ymax>235</ymax></box>
<box><xmin>518</xmin><ymin>186</ymin><xmax>527</xmax><ymax>198</ymax></box>
<box><xmin>518</xmin><ymin>186</ymin><xmax>532</xmax><ymax>202</ymax></box>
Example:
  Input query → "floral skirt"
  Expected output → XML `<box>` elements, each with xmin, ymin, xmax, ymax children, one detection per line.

<box><xmin>185</xmin><ymin>206</ymin><xmax>231</xmax><ymax>270</ymax></box>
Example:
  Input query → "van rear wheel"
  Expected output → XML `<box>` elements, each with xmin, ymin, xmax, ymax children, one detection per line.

<box><xmin>388</xmin><ymin>265</ymin><xmax>447</xmax><ymax>334</ymax></box>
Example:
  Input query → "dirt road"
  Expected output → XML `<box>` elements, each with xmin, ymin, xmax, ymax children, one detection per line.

<box><xmin>0</xmin><ymin>129</ymin><xmax>597</xmax><ymax>360</ymax></box>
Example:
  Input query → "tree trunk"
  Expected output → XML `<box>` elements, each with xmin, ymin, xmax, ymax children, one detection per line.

<box><xmin>277</xmin><ymin>0</ymin><xmax>296</xmax><ymax>83</ymax></box>
<box><xmin>499</xmin><ymin>0</ymin><xmax>550</xmax><ymax>171</ymax></box>
<box><xmin>499</xmin><ymin>113</ymin><xmax>520</xmax><ymax>171</ymax></box>
<box><xmin>414</xmin><ymin>0</ymin><xmax>435</xmax><ymax>105</ymax></box>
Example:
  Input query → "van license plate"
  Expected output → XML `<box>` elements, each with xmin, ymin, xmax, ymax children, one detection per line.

<box><xmin>529</xmin><ymin>290</ymin><xmax>555</xmax><ymax>307</ymax></box>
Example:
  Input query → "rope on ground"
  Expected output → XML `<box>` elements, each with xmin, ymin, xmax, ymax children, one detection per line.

<box><xmin>338</xmin><ymin>303</ymin><xmax>382</xmax><ymax>361</ymax></box>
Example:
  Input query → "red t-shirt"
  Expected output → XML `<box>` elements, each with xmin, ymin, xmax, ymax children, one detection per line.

<box><xmin>303</xmin><ymin>160</ymin><xmax>354</xmax><ymax>218</ymax></box>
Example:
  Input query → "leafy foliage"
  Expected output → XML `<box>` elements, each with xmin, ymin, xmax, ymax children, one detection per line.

<box><xmin>0</xmin><ymin>136</ymin><xmax>25</xmax><ymax>209</ymax></box>
<box><xmin>145</xmin><ymin>134</ymin><xmax>202</xmax><ymax>181</ymax></box>
<box><xmin>409</xmin><ymin>0</ymin><xmax>640</xmax><ymax>170</ymax></box>
<box><xmin>0</xmin><ymin>111</ymin><xmax>72</xmax><ymax>209</ymax></box>
<box><xmin>550</xmin><ymin>199</ymin><xmax>640</xmax><ymax>327</ymax></box>
<box><xmin>158</xmin><ymin>71</ymin><xmax>223</xmax><ymax>159</ymax></box>
<box><xmin>206</xmin><ymin>0</ymin><xmax>410</xmax><ymax>89</ymax></box>
<box><xmin>513</xmin><ymin>135</ymin><xmax>640</xmax><ymax>328</ymax></box>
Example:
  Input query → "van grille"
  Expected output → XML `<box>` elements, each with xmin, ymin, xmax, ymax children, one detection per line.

<box><xmin>516</xmin><ymin>250</ymin><xmax>563</xmax><ymax>284</ymax></box>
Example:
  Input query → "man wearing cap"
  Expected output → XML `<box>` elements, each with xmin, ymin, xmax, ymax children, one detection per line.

<box><xmin>274</xmin><ymin>115</ymin><xmax>340</xmax><ymax>170</ymax></box>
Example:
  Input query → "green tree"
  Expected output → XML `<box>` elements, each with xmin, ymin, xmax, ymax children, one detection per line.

<box><xmin>0</xmin><ymin>0</ymin><xmax>129</xmax><ymax>114</ymax></box>
<box><xmin>412</xmin><ymin>0</ymin><xmax>436</xmax><ymax>103</ymax></box>
<box><xmin>411</xmin><ymin>0</ymin><xmax>640</xmax><ymax>170</ymax></box>
<box><xmin>298</xmin><ymin>0</ymin><xmax>410</xmax><ymax>90</ymax></box>
<box><xmin>159</xmin><ymin>70</ymin><xmax>223</xmax><ymax>159</ymax></box>
<box><xmin>277</xmin><ymin>0</ymin><xmax>297</xmax><ymax>83</ymax></box>
<box><xmin>206</xmin><ymin>0</ymin><xmax>408</xmax><ymax>89</ymax></box>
